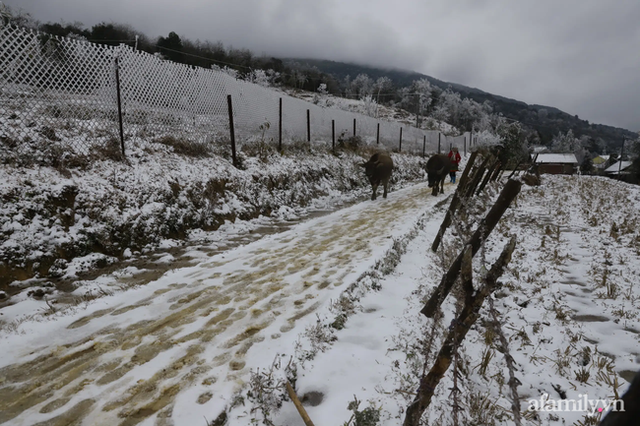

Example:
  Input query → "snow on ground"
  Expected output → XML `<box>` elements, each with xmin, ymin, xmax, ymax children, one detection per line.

<box><xmin>267</xmin><ymin>173</ymin><xmax>640</xmax><ymax>426</ymax></box>
<box><xmin>1</xmin><ymin>169</ymin><xmax>639</xmax><ymax>426</ymax></box>
<box><xmin>0</xmin><ymin>176</ymin><xmax>446</xmax><ymax>425</ymax></box>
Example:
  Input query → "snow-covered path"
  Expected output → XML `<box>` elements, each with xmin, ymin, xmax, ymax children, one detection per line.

<box><xmin>0</xmin><ymin>181</ymin><xmax>447</xmax><ymax>426</ymax></box>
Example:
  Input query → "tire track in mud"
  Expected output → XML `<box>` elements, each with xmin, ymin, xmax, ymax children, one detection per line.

<box><xmin>0</xmin><ymin>182</ymin><xmax>444</xmax><ymax>426</ymax></box>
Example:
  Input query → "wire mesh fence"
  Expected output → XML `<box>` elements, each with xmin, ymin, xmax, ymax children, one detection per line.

<box><xmin>0</xmin><ymin>24</ymin><xmax>471</xmax><ymax>164</ymax></box>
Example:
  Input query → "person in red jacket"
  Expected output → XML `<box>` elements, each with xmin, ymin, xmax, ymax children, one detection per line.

<box><xmin>448</xmin><ymin>147</ymin><xmax>461</xmax><ymax>183</ymax></box>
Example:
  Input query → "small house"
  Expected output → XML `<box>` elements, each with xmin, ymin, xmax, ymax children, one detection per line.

<box><xmin>531</xmin><ymin>153</ymin><xmax>578</xmax><ymax>175</ymax></box>
<box><xmin>604</xmin><ymin>160</ymin><xmax>633</xmax><ymax>176</ymax></box>
<box><xmin>592</xmin><ymin>155</ymin><xmax>610</xmax><ymax>170</ymax></box>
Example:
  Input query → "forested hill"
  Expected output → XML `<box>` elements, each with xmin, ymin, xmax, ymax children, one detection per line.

<box><xmin>287</xmin><ymin>58</ymin><xmax>637</xmax><ymax>149</ymax></box>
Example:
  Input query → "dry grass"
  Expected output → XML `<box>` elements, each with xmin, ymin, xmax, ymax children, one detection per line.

<box><xmin>154</xmin><ymin>135</ymin><xmax>212</xmax><ymax>157</ymax></box>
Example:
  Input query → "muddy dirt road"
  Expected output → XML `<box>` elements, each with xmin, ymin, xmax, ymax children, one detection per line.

<box><xmin>0</xmin><ymin>181</ymin><xmax>447</xmax><ymax>426</ymax></box>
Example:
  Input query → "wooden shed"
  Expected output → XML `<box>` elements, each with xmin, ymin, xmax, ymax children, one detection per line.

<box><xmin>532</xmin><ymin>153</ymin><xmax>578</xmax><ymax>175</ymax></box>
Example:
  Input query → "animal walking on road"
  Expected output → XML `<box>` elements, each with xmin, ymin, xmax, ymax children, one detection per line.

<box><xmin>360</xmin><ymin>152</ymin><xmax>394</xmax><ymax>200</ymax></box>
<box><xmin>426</xmin><ymin>154</ymin><xmax>452</xmax><ymax>196</ymax></box>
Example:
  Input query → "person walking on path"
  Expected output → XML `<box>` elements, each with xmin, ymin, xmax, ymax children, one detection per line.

<box><xmin>448</xmin><ymin>147</ymin><xmax>461</xmax><ymax>183</ymax></box>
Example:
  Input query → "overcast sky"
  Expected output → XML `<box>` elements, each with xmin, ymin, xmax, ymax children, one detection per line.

<box><xmin>4</xmin><ymin>0</ymin><xmax>640</xmax><ymax>132</ymax></box>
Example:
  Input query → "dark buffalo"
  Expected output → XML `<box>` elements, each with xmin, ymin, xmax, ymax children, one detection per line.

<box><xmin>426</xmin><ymin>154</ymin><xmax>452</xmax><ymax>196</ymax></box>
<box><xmin>360</xmin><ymin>152</ymin><xmax>394</xmax><ymax>200</ymax></box>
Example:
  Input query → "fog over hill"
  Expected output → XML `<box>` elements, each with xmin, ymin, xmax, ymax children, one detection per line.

<box><xmin>287</xmin><ymin>58</ymin><xmax>638</xmax><ymax>151</ymax></box>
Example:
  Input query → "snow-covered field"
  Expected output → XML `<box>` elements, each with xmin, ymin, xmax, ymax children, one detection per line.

<box><xmin>1</xmin><ymin>170</ymin><xmax>639</xmax><ymax>426</ymax></box>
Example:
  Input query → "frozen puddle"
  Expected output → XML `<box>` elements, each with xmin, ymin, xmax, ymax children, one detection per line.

<box><xmin>0</xmin><ymin>182</ymin><xmax>442</xmax><ymax>426</ymax></box>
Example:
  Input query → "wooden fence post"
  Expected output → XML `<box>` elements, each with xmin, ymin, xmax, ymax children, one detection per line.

<box><xmin>491</xmin><ymin>162</ymin><xmax>504</xmax><ymax>182</ymax></box>
<box><xmin>376</xmin><ymin>123</ymin><xmax>380</xmax><ymax>144</ymax></box>
<box><xmin>286</xmin><ymin>381</ymin><xmax>316</xmax><ymax>426</ymax></box>
<box><xmin>423</xmin><ymin>135</ymin><xmax>426</xmax><ymax>157</ymax></box>
<box><xmin>421</xmin><ymin>179</ymin><xmax>522</xmax><ymax>318</ymax></box>
<box><xmin>476</xmin><ymin>158</ymin><xmax>501</xmax><ymax>195</ymax></box>
<box><xmin>431</xmin><ymin>151</ymin><xmax>480</xmax><ymax>252</ymax></box>
<box><xmin>353</xmin><ymin>118</ymin><xmax>356</xmax><ymax>137</ymax></box>
<box><xmin>307</xmin><ymin>109</ymin><xmax>310</xmax><ymax>142</ymax></box>
<box><xmin>465</xmin><ymin>154</ymin><xmax>494</xmax><ymax>198</ymax></box>
<box><xmin>438</xmin><ymin>133</ymin><xmax>441</xmax><ymax>154</ymax></box>
<box><xmin>404</xmin><ymin>237</ymin><xmax>517</xmax><ymax>426</ymax></box>
<box><xmin>399</xmin><ymin>127</ymin><xmax>403</xmax><ymax>152</ymax></box>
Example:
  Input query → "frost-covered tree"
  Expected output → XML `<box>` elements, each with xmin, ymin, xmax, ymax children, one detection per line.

<box><xmin>374</xmin><ymin>77</ymin><xmax>392</xmax><ymax>104</ymax></box>
<box><xmin>156</xmin><ymin>31</ymin><xmax>184</xmax><ymax>62</ymax></box>
<box><xmin>247</xmin><ymin>69</ymin><xmax>270</xmax><ymax>87</ymax></box>
<box><xmin>265</xmin><ymin>69</ymin><xmax>280</xmax><ymax>86</ymax></box>
<box><xmin>397</xmin><ymin>86</ymin><xmax>415</xmax><ymax>114</ymax></box>
<box><xmin>350</xmin><ymin>73</ymin><xmax>374</xmax><ymax>99</ymax></box>
<box><xmin>432</xmin><ymin>89</ymin><xmax>462</xmax><ymax>126</ymax></box>
<box><xmin>473</xmin><ymin>129</ymin><xmax>502</xmax><ymax>147</ymax></box>
<box><xmin>0</xmin><ymin>3</ymin><xmax>37</xmax><ymax>29</ymax></box>
<box><xmin>497</xmin><ymin>120</ymin><xmax>529</xmax><ymax>167</ymax></box>
<box><xmin>550</xmin><ymin>129</ymin><xmax>577</xmax><ymax>153</ymax></box>
<box><xmin>412</xmin><ymin>78</ymin><xmax>433</xmax><ymax>125</ymax></box>
<box><xmin>472</xmin><ymin>101</ymin><xmax>494</xmax><ymax>132</ymax></box>
<box><xmin>360</xmin><ymin>95</ymin><xmax>378</xmax><ymax>117</ymax></box>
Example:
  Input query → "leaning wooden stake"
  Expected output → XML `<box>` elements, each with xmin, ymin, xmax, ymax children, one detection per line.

<box><xmin>285</xmin><ymin>381</ymin><xmax>316</xmax><ymax>426</ymax></box>
<box><xmin>421</xmin><ymin>179</ymin><xmax>522</xmax><ymax>317</ymax></box>
<box><xmin>488</xmin><ymin>297</ymin><xmax>522</xmax><ymax>426</ymax></box>
<box><xmin>476</xmin><ymin>158</ymin><xmax>501</xmax><ymax>195</ymax></box>
<box><xmin>431</xmin><ymin>151</ymin><xmax>480</xmax><ymax>252</ymax></box>
<box><xmin>464</xmin><ymin>154</ymin><xmax>493</xmax><ymax>199</ymax></box>
<box><xmin>490</xmin><ymin>161</ymin><xmax>504</xmax><ymax>182</ymax></box>
<box><xmin>404</xmin><ymin>236</ymin><xmax>517</xmax><ymax>426</ymax></box>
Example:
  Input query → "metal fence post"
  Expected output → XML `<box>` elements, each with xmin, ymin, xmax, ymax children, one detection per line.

<box><xmin>226</xmin><ymin>95</ymin><xmax>237</xmax><ymax>167</ymax></box>
<box><xmin>353</xmin><ymin>118</ymin><xmax>356</xmax><ymax>137</ymax></box>
<box><xmin>114</xmin><ymin>57</ymin><xmax>125</xmax><ymax>157</ymax></box>
<box><xmin>332</xmin><ymin>119</ymin><xmax>335</xmax><ymax>153</ymax></box>
<box><xmin>376</xmin><ymin>123</ymin><xmax>380</xmax><ymax>144</ymax></box>
<box><xmin>279</xmin><ymin>97</ymin><xmax>283</xmax><ymax>151</ymax></box>
<box><xmin>423</xmin><ymin>135</ymin><xmax>426</xmax><ymax>157</ymax></box>
<box><xmin>464</xmin><ymin>136</ymin><xmax>467</xmax><ymax>155</ymax></box>
<box><xmin>399</xmin><ymin>127</ymin><xmax>403</xmax><ymax>152</ymax></box>
<box><xmin>438</xmin><ymin>133</ymin><xmax>441</xmax><ymax>154</ymax></box>
<box><xmin>307</xmin><ymin>109</ymin><xmax>311</xmax><ymax>142</ymax></box>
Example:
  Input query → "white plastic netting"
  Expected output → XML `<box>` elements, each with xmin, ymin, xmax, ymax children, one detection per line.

<box><xmin>0</xmin><ymin>24</ymin><xmax>470</xmax><ymax>162</ymax></box>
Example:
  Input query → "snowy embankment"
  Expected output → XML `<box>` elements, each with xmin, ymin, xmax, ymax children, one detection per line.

<box><xmin>0</xmin><ymin>141</ymin><xmax>428</xmax><ymax>302</ymax></box>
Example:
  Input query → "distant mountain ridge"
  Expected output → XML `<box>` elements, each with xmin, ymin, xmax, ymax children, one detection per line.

<box><xmin>286</xmin><ymin>58</ymin><xmax>636</xmax><ymax>151</ymax></box>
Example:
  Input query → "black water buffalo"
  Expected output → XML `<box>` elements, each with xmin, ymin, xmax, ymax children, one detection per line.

<box><xmin>426</xmin><ymin>154</ymin><xmax>452</xmax><ymax>196</ymax></box>
<box><xmin>360</xmin><ymin>152</ymin><xmax>394</xmax><ymax>200</ymax></box>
